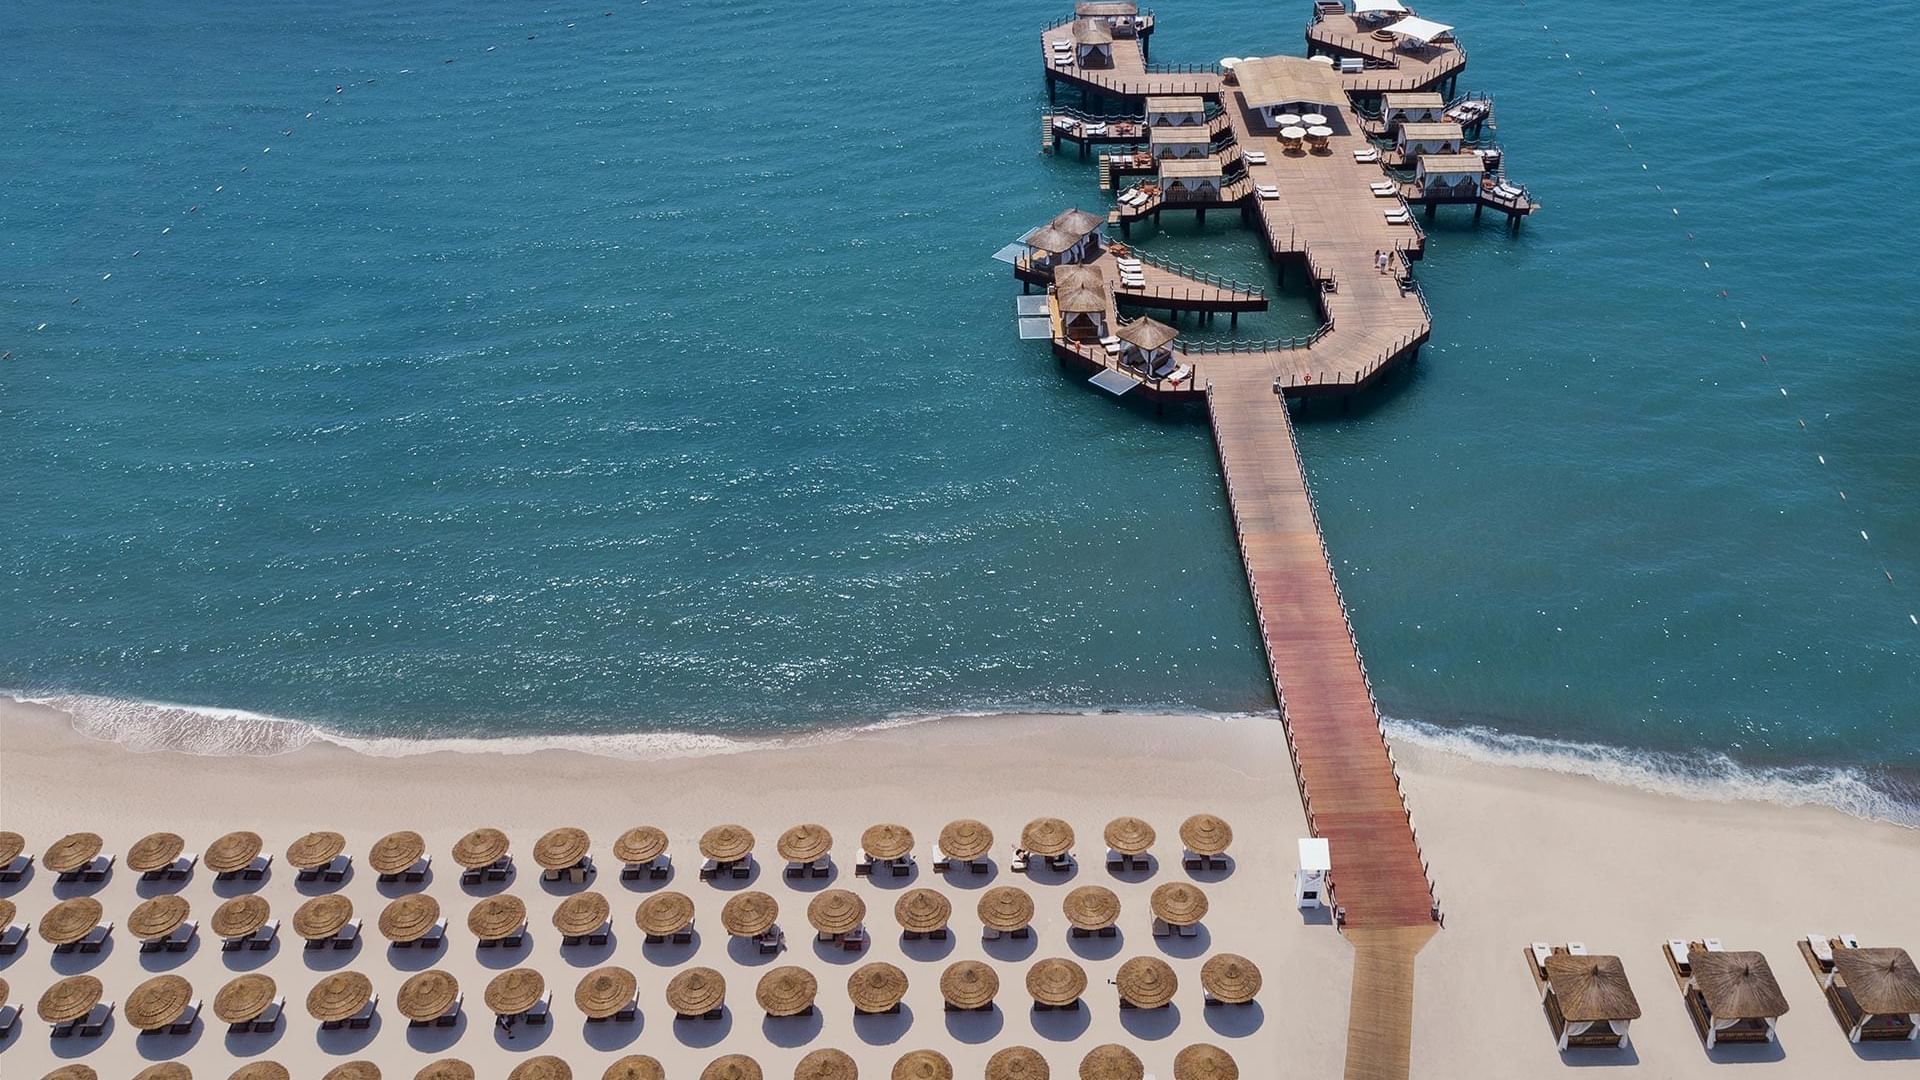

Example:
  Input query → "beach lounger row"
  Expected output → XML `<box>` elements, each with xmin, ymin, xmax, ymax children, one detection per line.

<box><xmin>1353</xmin><ymin>147</ymin><xmax>1380</xmax><ymax>163</ymax></box>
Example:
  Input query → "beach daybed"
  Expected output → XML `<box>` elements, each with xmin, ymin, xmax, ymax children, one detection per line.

<box><xmin>1244</xmin><ymin>150</ymin><xmax>1268</xmax><ymax>165</ymax></box>
<box><xmin>1525</xmin><ymin>943</ymin><xmax>1639</xmax><ymax>1049</ymax></box>
<box><xmin>857</xmin><ymin>823</ymin><xmax>915</xmax><ymax>878</ymax></box>
<box><xmin>1664</xmin><ymin>939</ymin><xmax>1789</xmax><ymax>1048</ymax></box>
<box><xmin>1369</xmin><ymin>181</ymin><xmax>1398</xmax><ymax>196</ymax></box>
<box><xmin>1257</xmin><ymin>184</ymin><xmax>1281</xmax><ymax>200</ymax></box>
<box><xmin>614</xmin><ymin>826</ymin><xmax>672</xmax><ymax>882</ymax></box>
<box><xmin>1353</xmin><ymin>147</ymin><xmax>1381</xmax><ymax>163</ymax></box>
<box><xmin>1799</xmin><ymin>936</ymin><xmax>1920</xmax><ymax>1042</ymax></box>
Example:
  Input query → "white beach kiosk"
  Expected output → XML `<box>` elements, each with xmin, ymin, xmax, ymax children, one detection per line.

<box><xmin>1297</xmin><ymin>837</ymin><xmax>1331</xmax><ymax>909</ymax></box>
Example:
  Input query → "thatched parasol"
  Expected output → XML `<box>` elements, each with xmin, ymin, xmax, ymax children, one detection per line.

<box><xmin>1173</xmin><ymin>1045</ymin><xmax>1237</xmax><ymax>1080</ymax></box>
<box><xmin>778</xmin><ymin>824</ymin><xmax>833</xmax><ymax>864</ymax></box>
<box><xmin>1833</xmin><ymin>947</ymin><xmax>1920</xmax><ymax>1017</ymax></box>
<box><xmin>576</xmin><ymin>965</ymin><xmax>639</xmax><ymax>1020</ymax></box>
<box><xmin>286</xmin><ymin>830</ymin><xmax>346</xmax><ymax>870</ymax></box>
<box><xmin>667</xmin><ymin>967</ymin><xmax>727</xmax><ymax>1016</ymax></box>
<box><xmin>112</xmin><ymin>987</ymin><xmax>182</xmax><ymax>1047</ymax></box>
<box><xmin>809</xmin><ymin>889</ymin><xmax>867</xmax><ymax>936</ymax></box>
<box><xmin>979</xmin><ymin>886</ymin><xmax>1035</xmax><ymax>932</ymax></box>
<box><xmin>414</xmin><ymin>1061</ymin><xmax>474</xmax><ymax>1080</ymax></box>
<box><xmin>135</xmin><ymin>1065</ymin><xmax>193</xmax><ymax>1080</ymax></box>
<box><xmin>1115</xmin><ymin>957</ymin><xmax>1178</xmax><ymax>1008</ymax></box>
<box><xmin>891</xmin><ymin>1052</ymin><xmax>952</xmax><ymax>1080</ymax></box>
<box><xmin>553</xmin><ymin>891</ymin><xmax>611</xmax><ymax>936</ymax></box>
<box><xmin>1103</xmin><ymin>817</ymin><xmax>1155</xmax><ymax>856</ymax></box>
<box><xmin>323</xmin><ymin>1063</ymin><xmax>381</xmax><ymax>1080</ymax></box>
<box><xmin>42</xmin><ymin>1066</ymin><xmax>98</xmax><ymax>1080</ymax></box>
<box><xmin>379</xmin><ymin>894</ymin><xmax>441</xmax><ymax>942</ymax></box>
<box><xmin>39</xmin><ymin>897</ymin><xmax>103</xmax><ymax>946</ymax></box>
<box><xmin>636</xmin><ymin>890</ymin><xmax>695</xmax><ymax>936</ymax></box>
<box><xmin>38</xmin><ymin>975</ymin><xmax>103</xmax><ymax>1023</ymax></box>
<box><xmin>293</xmin><ymin>894</ymin><xmax>353</xmax><ymax>940</ymax></box>
<box><xmin>861</xmin><ymin>824</ymin><xmax>913</xmax><ymax>861</ymax></box>
<box><xmin>605</xmin><ymin>1058</ymin><xmax>665</xmax><ymax>1080</ymax></box>
<box><xmin>1179</xmin><ymin>814</ymin><xmax>1231</xmax><ymax>856</ymax></box>
<box><xmin>534</xmin><ymin>827</ymin><xmax>591</xmax><ymax>871</ymax></box>
<box><xmin>1544</xmin><ymin>954</ymin><xmax>1641</xmax><ymax>1023</ymax></box>
<box><xmin>895</xmin><ymin>888</ymin><xmax>952</xmax><ymax>934</ymax></box>
<box><xmin>213</xmin><ymin>974</ymin><xmax>276</xmax><ymax>1024</ymax></box>
<box><xmin>796</xmin><ymin>1049</ymin><xmax>857</xmax><ymax>1080</ymax></box>
<box><xmin>1062</xmin><ymin>886</ymin><xmax>1119</xmax><ymax>931</ymax></box>
<box><xmin>509</xmin><ymin>1058</ymin><xmax>572</xmax><ymax>1080</ymax></box>
<box><xmin>484</xmin><ymin>967</ymin><xmax>546</xmax><ymax>1016</ymax></box>
<box><xmin>0</xmin><ymin>976</ymin><xmax>7</xmax><ymax>1009</ymax></box>
<box><xmin>128</xmin><ymin>895</ymin><xmax>191</xmax><ymax>940</ymax></box>
<box><xmin>0</xmin><ymin>831</ymin><xmax>23</xmax><ymax>865</ymax></box>
<box><xmin>939</xmin><ymin>820</ymin><xmax>993</xmax><ymax>861</ymax></box>
<box><xmin>849</xmin><ymin>961</ymin><xmax>909</xmax><ymax>1013</ymax></box>
<box><xmin>306</xmin><ymin>971</ymin><xmax>374</xmax><ymax>1023</ymax></box>
<box><xmin>229</xmin><ymin>1064</ymin><xmax>290</xmax><ymax>1080</ymax></box>
<box><xmin>1078</xmin><ymin>1046</ymin><xmax>1142</xmax><ymax>1080</ymax></box>
<box><xmin>1200</xmin><ymin>953</ymin><xmax>1262</xmax><ymax>1004</ymax></box>
<box><xmin>699</xmin><ymin>824</ymin><xmax>754</xmax><ymax>863</ymax></box>
<box><xmin>702</xmin><ymin>1056</ymin><xmax>761</xmax><ymax>1080</ymax></box>
<box><xmin>1020</xmin><ymin>818</ymin><xmax>1074</xmax><ymax>857</ymax></box>
<box><xmin>722</xmin><ymin>891</ymin><xmax>779</xmax><ymax>937</ymax></box>
<box><xmin>397</xmin><ymin>970</ymin><xmax>460</xmax><ymax>1022</ymax></box>
<box><xmin>941</xmin><ymin>960</ymin><xmax>999</xmax><ymax>1010</ymax></box>
<box><xmin>756</xmin><ymin>965</ymin><xmax>819</xmax><ymax>1017</ymax></box>
<box><xmin>1027</xmin><ymin>957</ymin><xmax>1088</xmax><ymax>1007</ymax></box>
<box><xmin>211</xmin><ymin>894</ymin><xmax>270</xmax><ymax>938</ymax></box>
<box><xmin>128</xmin><ymin>831</ymin><xmax>186</xmax><ymax>873</ymax></box>
<box><xmin>43</xmin><ymin>832</ymin><xmax>103</xmax><ymax>874</ymax></box>
<box><xmin>205</xmin><ymin>831</ymin><xmax>263</xmax><ymax>874</ymax></box>
<box><xmin>368</xmin><ymin>830</ymin><xmax>425</xmax><ymax>875</ymax></box>
<box><xmin>987</xmin><ymin>1048</ymin><xmax>1049</xmax><ymax>1080</ymax></box>
<box><xmin>613</xmin><ymin>827</ymin><xmax>669</xmax><ymax>865</ymax></box>
<box><xmin>1690</xmin><ymin>948</ymin><xmax>1789</xmax><ymax>1020</ymax></box>
<box><xmin>451</xmin><ymin>827</ymin><xmax>509</xmax><ymax>869</ymax></box>
<box><xmin>466</xmin><ymin>894</ymin><xmax>526</xmax><ymax>940</ymax></box>
<box><xmin>0</xmin><ymin>900</ymin><xmax>10</xmax><ymax>928</ymax></box>
<box><xmin>1150</xmin><ymin>882</ymin><xmax>1208</xmax><ymax>926</ymax></box>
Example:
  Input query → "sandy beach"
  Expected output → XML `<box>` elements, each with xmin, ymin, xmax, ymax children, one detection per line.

<box><xmin>1</xmin><ymin>697</ymin><xmax>1916</xmax><ymax>1079</ymax></box>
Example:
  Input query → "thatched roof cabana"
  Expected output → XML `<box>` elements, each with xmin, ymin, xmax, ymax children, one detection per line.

<box><xmin>1834</xmin><ymin>947</ymin><xmax>1920</xmax><ymax>1017</ymax></box>
<box><xmin>1691</xmin><ymin>949</ymin><xmax>1790</xmax><ymax>1020</ymax></box>
<box><xmin>1118</xmin><ymin>318</ymin><xmax>1178</xmax><ymax>351</ymax></box>
<box><xmin>1545</xmin><ymin>954</ymin><xmax>1642</xmax><ymax>1023</ymax></box>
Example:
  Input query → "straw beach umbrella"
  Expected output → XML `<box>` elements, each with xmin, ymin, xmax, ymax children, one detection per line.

<box><xmin>229</xmin><ymin>1064</ymin><xmax>290</xmax><ymax>1080</ymax></box>
<box><xmin>0</xmin><ymin>977</ymin><xmax>8</xmax><ymax>1011</ymax></box>
<box><xmin>576</xmin><ymin>965</ymin><xmax>638</xmax><ymax>1020</ymax></box>
<box><xmin>849</xmin><ymin>962</ymin><xmax>909</xmax><ymax>1013</ymax></box>
<box><xmin>1021</xmin><ymin>818</ymin><xmax>1074</xmax><ymax>857</ymax></box>
<box><xmin>1078</xmin><ymin>1046</ymin><xmax>1143</xmax><ymax>1080</ymax></box>
<box><xmin>987</xmin><ymin>1048</ymin><xmax>1049</xmax><ymax>1080</ymax></box>
<box><xmin>1062</xmin><ymin>886</ymin><xmax>1119</xmax><ymax>932</ymax></box>
<box><xmin>666</xmin><ymin>966</ymin><xmax>727</xmax><ymax>1016</ymax></box>
<box><xmin>553</xmin><ymin>891</ymin><xmax>611</xmax><ymax>937</ymax></box>
<box><xmin>415</xmin><ymin>1061</ymin><xmax>474</xmax><ymax>1080</ymax></box>
<box><xmin>39</xmin><ymin>897</ymin><xmax>102</xmax><ymax>946</ymax></box>
<box><xmin>796</xmin><ymin>1050</ymin><xmax>856</xmax><ymax>1080</ymax></box>
<box><xmin>1179</xmin><ymin>814</ymin><xmax>1231</xmax><ymax>856</ymax></box>
<box><xmin>1173</xmin><ymin>1046</ymin><xmax>1237</xmax><ymax>1080</ymax></box>
<box><xmin>862</xmin><ymin>824</ymin><xmax>914</xmax><ymax>861</ymax></box>
<box><xmin>1201</xmin><ymin>953</ymin><xmax>1262</xmax><ymax>1004</ymax></box>
<box><xmin>778</xmin><ymin>824</ymin><xmax>833</xmax><ymax>864</ymax></box>
<box><xmin>756</xmin><ymin>965</ymin><xmax>819</xmax><ymax>1017</ymax></box>
<box><xmin>213</xmin><ymin>974</ymin><xmax>276</xmax><ymax>1026</ymax></box>
<box><xmin>43</xmin><ymin>832</ymin><xmax>102</xmax><ymax>874</ymax></box>
<box><xmin>466</xmin><ymin>894</ymin><xmax>526</xmax><ymax>940</ymax></box>
<box><xmin>397</xmin><ymin>970</ymin><xmax>460</xmax><ymax>1023</ymax></box>
<box><xmin>700</xmin><ymin>825</ymin><xmax>754</xmax><ymax>863</ymax></box>
<box><xmin>979</xmin><ymin>886</ymin><xmax>1035</xmax><ymax>934</ymax></box>
<box><xmin>613</xmin><ymin>827</ymin><xmax>669</xmax><ymax>865</ymax></box>
<box><xmin>1028</xmin><ymin>957</ymin><xmax>1088</xmax><ymax>1008</ymax></box>
<box><xmin>1834</xmin><ymin>947</ymin><xmax>1920</xmax><ymax>1017</ymax></box>
<box><xmin>451</xmin><ymin>827</ymin><xmax>508</xmax><ymax>869</ymax></box>
<box><xmin>369</xmin><ymin>831</ymin><xmax>425</xmax><ymax>876</ymax></box>
<box><xmin>485</xmin><ymin>968</ymin><xmax>546</xmax><ymax>1017</ymax></box>
<box><xmin>128</xmin><ymin>831</ymin><xmax>185</xmax><ymax>874</ymax></box>
<box><xmin>637</xmin><ymin>890</ymin><xmax>695</xmax><ymax>936</ymax></box>
<box><xmin>722</xmin><ymin>891</ymin><xmax>779</xmax><ymax>937</ymax></box>
<box><xmin>1690</xmin><ymin>949</ymin><xmax>1789</xmax><ymax>1020</ymax></box>
<box><xmin>895</xmin><ymin>889</ymin><xmax>952</xmax><ymax>935</ymax></box>
<box><xmin>0</xmin><ymin>831</ymin><xmax>23</xmax><ymax>866</ymax></box>
<box><xmin>510</xmin><ymin>1058</ymin><xmax>571</xmax><ymax>1080</ymax></box>
<box><xmin>808</xmin><ymin>890</ymin><xmax>866</xmax><ymax>936</ymax></box>
<box><xmin>605</xmin><ymin>1058</ymin><xmax>665</xmax><ymax>1080</ymax></box>
<box><xmin>702</xmin><ymin>1056</ymin><xmax>761</xmax><ymax>1080</ymax></box>
<box><xmin>939</xmin><ymin>820</ymin><xmax>993</xmax><ymax>862</ymax></box>
<box><xmin>1103</xmin><ymin>817</ymin><xmax>1155</xmax><ymax>856</ymax></box>
<box><xmin>1116</xmin><ymin>957</ymin><xmax>1178</xmax><ymax>1008</ymax></box>
<box><xmin>287</xmin><ymin>831</ymin><xmax>345</xmax><ymax>870</ymax></box>
<box><xmin>135</xmin><ymin>1065</ymin><xmax>193</xmax><ymax>1080</ymax></box>
<box><xmin>1150</xmin><ymin>882</ymin><xmax>1208</xmax><ymax>926</ymax></box>
<box><xmin>323</xmin><ymin>1063</ymin><xmax>380</xmax><ymax>1080</ymax></box>
<box><xmin>380</xmin><ymin>894</ymin><xmax>441</xmax><ymax>943</ymax></box>
<box><xmin>1544</xmin><ymin>954</ymin><xmax>1641</xmax><ymax>1024</ymax></box>
<box><xmin>293</xmin><ymin>894</ymin><xmax>353</xmax><ymax>941</ymax></box>
<box><xmin>128</xmin><ymin>895</ymin><xmax>190</xmax><ymax>941</ymax></box>
<box><xmin>941</xmin><ymin>960</ymin><xmax>999</xmax><ymax>1010</ymax></box>
<box><xmin>306</xmin><ymin>971</ymin><xmax>373</xmax><ymax>1024</ymax></box>
<box><xmin>38</xmin><ymin>975</ymin><xmax>104</xmax><ymax>1024</ymax></box>
<box><xmin>205</xmin><ymin>831</ymin><xmax>263</xmax><ymax>874</ymax></box>
<box><xmin>211</xmin><ymin>894</ymin><xmax>270</xmax><ymax>939</ymax></box>
<box><xmin>892</xmin><ymin>1052</ymin><xmax>952</xmax><ymax>1080</ymax></box>
<box><xmin>42</xmin><ymin>1067</ymin><xmax>97</xmax><ymax>1080</ymax></box>
<box><xmin>534</xmin><ymin>827</ymin><xmax>591</xmax><ymax>871</ymax></box>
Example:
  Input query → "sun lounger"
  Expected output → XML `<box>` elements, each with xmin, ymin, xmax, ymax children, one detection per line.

<box><xmin>58</xmin><ymin>853</ymin><xmax>115</xmax><ymax>884</ymax></box>
<box><xmin>1353</xmin><ymin>147</ymin><xmax>1380</xmax><ymax>162</ymax></box>
<box><xmin>0</xmin><ymin>920</ymin><xmax>27</xmax><ymax>955</ymax></box>
<box><xmin>0</xmin><ymin>854</ymin><xmax>32</xmax><ymax>882</ymax></box>
<box><xmin>1244</xmin><ymin>150</ymin><xmax>1268</xmax><ymax>164</ymax></box>
<box><xmin>1257</xmin><ymin>184</ymin><xmax>1280</xmax><ymax>199</ymax></box>
<box><xmin>298</xmin><ymin>853</ymin><xmax>353</xmax><ymax>883</ymax></box>
<box><xmin>141</xmin><ymin>853</ymin><xmax>198</xmax><ymax>882</ymax></box>
<box><xmin>1370</xmin><ymin>182</ymin><xmax>1396</xmax><ymax>196</ymax></box>
<box><xmin>0</xmin><ymin>1002</ymin><xmax>18</xmax><ymax>1039</ymax></box>
<box><xmin>52</xmin><ymin>1000</ymin><xmax>115</xmax><ymax>1039</ymax></box>
<box><xmin>1385</xmin><ymin>209</ymin><xmax>1410</xmax><ymax>223</ymax></box>
<box><xmin>1567</xmin><ymin>941</ymin><xmax>1589</xmax><ymax>956</ymax></box>
<box><xmin>380</xmin><ymin>854</ymin><xmax>432</xmax><ymax>884</ymax></box>
<box><xmin>55</xmin><ymin>922</ymin><xmax>113</xmax><ymax>954</ymax></box>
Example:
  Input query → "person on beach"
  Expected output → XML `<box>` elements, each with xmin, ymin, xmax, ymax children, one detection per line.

<box><xmin>1375</xmin><ymin>249</ymin><xmax>1389</xmax><ymax>273</ymax></box>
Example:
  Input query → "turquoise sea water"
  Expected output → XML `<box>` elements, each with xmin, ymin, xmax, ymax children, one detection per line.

<box><xmin>3</xmin><ymin>2</ymin><xmax>1916</xmax><ymax>815</ymax></box>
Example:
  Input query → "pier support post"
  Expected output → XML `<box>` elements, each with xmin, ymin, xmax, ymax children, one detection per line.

<box><xmin>1197</xmin><ymin>208</ymin><xmax>1207</xmax><ymax>226</ymax></box>
<box><xmin>1048</xmin><ymin>75</ymin><xmax>1057</xmax><ymax>104</ymax></box>
<box><xmin>1473</xmin><ymin>202</ymin><xmax>1482</xmax><ymax>221</ymax></box>
<box><xmin>1425</xmin><ymin>202</ymin><xmax>1436</xmax><ymax>220</ymax></box>
<box><xmin>1231</xmin><ymin>311</ymin><xmax>1238</xmax><ymax>329</ymax></box>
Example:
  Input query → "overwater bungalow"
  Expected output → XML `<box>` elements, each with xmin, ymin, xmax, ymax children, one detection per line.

<box><xmin>1381</xmin><ymin>91</ymin><xmax>1445</xmax><ymax>127</ymax></box>
<box><xmin>1052</xmin><ymin>265</ymin><xmax>1111</xmax><ymax>342</ymax></box>
<box><xmin>1144</xmin><ymin>95</ymin><xmax>1207</xmax><ymax>128</ymax></box>
<box><xmin>1159</xmin><ymin>157</ymin><xmax>1224</xmax><ymax>202</ymax></box>
<box><xmin>1150</xmin><ymin>125</ymin><xmax>1212</xmax><ymax>161</ymax></box>
<box><xmin>1070</xmin><ymin>19</ymin><xmax>1115</xmax><ymax>68</ymax></box>
<box><xmin>1395</xmin><ymin>121</ymin><xmax>1464</xmax><ymax>157</ymax></box>
<box><xmin>1074</xmin><ymin>1</ymin><xmax>1145</xmax><ymax>38</ymax></box>
<box><xmin>1414</xmin><ymin>154</ymin><xmax>1486</xmax><ymax>199</ymax></box>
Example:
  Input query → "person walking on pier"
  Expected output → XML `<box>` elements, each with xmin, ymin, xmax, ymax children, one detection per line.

<box><xmin>1375</xmin><ymin>249</ymin><xmax>1390</xmax><ymax>274</ymax></box>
